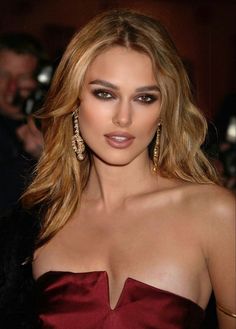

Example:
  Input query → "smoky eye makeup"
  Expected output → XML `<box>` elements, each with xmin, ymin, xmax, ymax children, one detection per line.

<box><xmin>91</xmin><ymin>88</ymin><xmax>115</xmax><ymax>100</ymax></box>
<box><xmin>135</xmin><ymin>93</ymin><xmax>159</xmax><ymax>104</ymax></box>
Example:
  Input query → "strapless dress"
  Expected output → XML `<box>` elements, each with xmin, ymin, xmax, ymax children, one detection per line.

<box><xmin>36</xmin><ymin>270</ymin><xmax>205</xmax><ymax>329</ymax></box>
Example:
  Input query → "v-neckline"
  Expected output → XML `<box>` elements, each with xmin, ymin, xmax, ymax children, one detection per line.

<box><xmin>35</xmin><ymin>270</ymin><xmax>204</xmax><ymax>312</ymax></box>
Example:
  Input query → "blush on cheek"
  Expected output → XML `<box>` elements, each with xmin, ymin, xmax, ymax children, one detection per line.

<box><xmin>78</xmin><ymin>117</ymin><xmax>97</xmax><ymax>146</ymax></box>
<box><xmin>79</xmin><ymin>114</ymin><xmax>97</xmax><ymax>137</ymax></box>
<box><xmin>147</xmin><ymin>119</ymin><xmax>160</xmax><ymax>134</ymax></box>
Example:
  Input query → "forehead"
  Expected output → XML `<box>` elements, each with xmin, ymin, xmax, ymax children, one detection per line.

<box><xmin>84</xmin><ymin>46</ymin><xmax>156</xmax><ymax>84</ymax></box>
<box><xmin>0</xmin><ymin>49</ymin><xmax>38</xmax><ymax>75</ymax></box>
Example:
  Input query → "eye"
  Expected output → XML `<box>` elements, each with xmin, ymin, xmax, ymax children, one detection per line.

<box><xmin>136</xmin><ymin>94</ymin><xmax>158</xmax><ymax>104</ymax></box>
<box><xmin>92</xmin><ymin>89</ymin><xmax>114</xmax><ymax>100</ymax></box>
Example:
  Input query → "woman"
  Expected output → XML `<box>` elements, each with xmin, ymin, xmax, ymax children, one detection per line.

<box><xmin>0</xmin><ymin>9</ymin><xmax>235</xmax><ymax>329</ymax></box>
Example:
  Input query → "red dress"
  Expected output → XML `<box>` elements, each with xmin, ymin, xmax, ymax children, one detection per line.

<box><xmin>37</xmin><ymin>271</ymin><xmax>204</xmax><ymax>329</ymax></box>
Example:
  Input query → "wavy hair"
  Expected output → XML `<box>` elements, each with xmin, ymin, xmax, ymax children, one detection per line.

<box><xmin>22</xmin><ymin>9</ymin><xmax>219</xmax><ymax>246</ymax></box>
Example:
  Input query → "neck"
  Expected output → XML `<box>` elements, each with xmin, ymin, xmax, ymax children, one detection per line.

<box><xmin>83</xmin><ymin>152</ymin><xmax>157</xmax><ymax>210</ymax></box>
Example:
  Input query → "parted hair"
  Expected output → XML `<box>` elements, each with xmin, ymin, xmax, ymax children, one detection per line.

<box><xmin>22</xmin><ymin>9</ymin><xmax>219</xmax><ymax>246</ymax></box>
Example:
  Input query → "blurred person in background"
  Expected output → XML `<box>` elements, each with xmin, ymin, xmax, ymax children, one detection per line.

<box><xmin>0</xmin><ymin>33</ymin><xmax>45</xmax><ymax>213</ymax></box>
<box><xmin>214</xmin><ymin>94</ymin><xmax>236</xmax><ymax>193</ymax></box>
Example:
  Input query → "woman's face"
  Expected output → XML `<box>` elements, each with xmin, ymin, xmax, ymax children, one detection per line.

<box><xmin>79</xmin><ymin>46</ymin><xmax>161</xmax><ymax>167</ymax></box>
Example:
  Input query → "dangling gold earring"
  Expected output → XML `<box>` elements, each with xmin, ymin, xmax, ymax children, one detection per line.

<box><xmin>72</xmin><ymin>109</ymin><xmax>85</xmax><ymax>161</ymax></box>
<box><xmin>153</xmin><ymin>122</ymin><xmax>162</xmax><ymax>172</ymax></box>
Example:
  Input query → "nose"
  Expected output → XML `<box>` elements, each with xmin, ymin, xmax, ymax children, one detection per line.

<box><xmin>112</xmin><ymin>100</ymin><xmax>132</xmax><ymax>128</ymax></box>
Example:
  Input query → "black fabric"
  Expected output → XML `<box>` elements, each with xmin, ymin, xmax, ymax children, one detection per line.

<box><xmin>0</xmin><ymin>114</ymin><xmax>36</xmax><ymax>214</ymax></box>
<box><xmin>0</xmin><ymin>205</ymin><xmax>40</xmax><ymax>329</ymax></box>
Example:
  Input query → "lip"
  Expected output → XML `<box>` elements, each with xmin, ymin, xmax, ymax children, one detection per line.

<box><xmin>104</xmin><ymin>131</ymin><xmax>135</xmax><ymax>149</ymax></box>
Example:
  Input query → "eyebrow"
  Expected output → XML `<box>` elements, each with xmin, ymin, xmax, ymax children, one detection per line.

<box><xmin>89</xmin><ymin>79</ymin><xmax>160</xmax><ymax>92</ymax></box>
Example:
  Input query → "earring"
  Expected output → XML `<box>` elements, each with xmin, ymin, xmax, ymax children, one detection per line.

<box><xmin>72</xmin><ymin>110</ymin><xmax>85</xmax><ymax>161</ymax></box>
<box><xmin>153</xmin><ymin>122</ymin><xmax>162</xmax><ymax>172</ymax></box>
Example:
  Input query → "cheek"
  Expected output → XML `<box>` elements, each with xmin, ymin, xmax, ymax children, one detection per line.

<box><xmin>138</xmin><ymin>114</ymin><xmax>160</xmax><ymax>137</ymax></box>
<box><xmin>79</xmin><ymin>104</ymin><xmax>106</xmax><ymax>143</ymax></box>
<box><xmin>79</xmin><ymin>97</ymin><xmax>111</xmax><ymax>128</ymax></box>
<box><xmin>79</xmin><ymin>107</ymin><xmax>98</xmax><ymax>131</ymax></box>
<box><xmin>135</xmin><ymin>117</ymin><xmax>159</xmax><ymax>150</ymax></box>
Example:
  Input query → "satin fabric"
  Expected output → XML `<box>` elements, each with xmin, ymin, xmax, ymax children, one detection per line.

<box><xmin>36</xmin><ymin>270</ymin><xmax>204</xmax><ymax>329</ymax></box>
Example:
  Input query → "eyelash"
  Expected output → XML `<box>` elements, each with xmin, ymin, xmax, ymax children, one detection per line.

<box><xmin>92</xmin><ymin>89</ymin><xmax>114</xmax><ymax>100</ymax></box>
<box><xmin>135</xmin><ymin>94</ymin><xmax>158</xmax><ymax>104</ymax></box>
<box><xmin>92</xmin><ymin>89</ymin><xmax>158</xmax><ymax>104</ymax></box>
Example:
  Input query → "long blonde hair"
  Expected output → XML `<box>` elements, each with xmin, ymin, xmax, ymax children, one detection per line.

<box><xmin>22</xmin><ymin>9</ymin><xmax>219</xmax><ymax>246</ymax></box>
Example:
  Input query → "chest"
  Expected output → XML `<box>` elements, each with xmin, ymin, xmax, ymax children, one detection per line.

<box><xmin>33</xmin><ymin>206</ymin><xmax>208</xmax><ymax>307</ymax></box>
<box><xmin>65</xmin><ymin>205</ymin><xmax>200</xmax><ymax>262</ymax></box>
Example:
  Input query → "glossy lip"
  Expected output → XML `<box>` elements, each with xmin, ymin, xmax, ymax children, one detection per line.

<box><xmin>104</xmin><ymin>131</ymin><xmax>135</xmax><ymax>149</ymax></box>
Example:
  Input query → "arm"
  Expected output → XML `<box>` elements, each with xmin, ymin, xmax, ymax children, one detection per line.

<box><xmin>206</xmin><ymin>188</ymin><xmax>236</xmax><ymax>329</ymax></box>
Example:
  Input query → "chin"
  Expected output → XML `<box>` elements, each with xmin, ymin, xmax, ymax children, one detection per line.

<box><xmin>92</xmin><ymin>151</ymin><xmax>136</xmax><ymax>167</ymax></box>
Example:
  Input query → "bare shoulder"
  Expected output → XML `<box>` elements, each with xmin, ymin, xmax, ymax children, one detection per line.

<box><xmin>154</xmin><ymin>178</ymin><xmax>235</xmax><ymax>234</ymax></box>
<box><xmin>159</xmin><ymin>177</ymin><xmax>234</xmax><ymax>209</ymax></box>
<box><xmin>154</xmin><ymin>179</ymin><xmax>235</xmax><ymax>324</ymax></box>
<box><xmin>164</xmin><ymin>181</ymin><xmax>236</xmax><ymax>220</ymax></box>
<box><xmin>191</xmin><ymin>186</ymin><xmax>236</xmax><ymax>326</ymax></box>
<box><xmin>182</xmin><ymin>183</ymin><xmax>235</xmax><ymax>223</ymax></box>
<box><xmin>147</xmin><ymin>176</ymin><xmax>234</xmax><ymax>229</ymax></box>
<box><xmin>176</xmin><ymin>183</ymin><xmax>235</xmax><ymax>259</ymax></box>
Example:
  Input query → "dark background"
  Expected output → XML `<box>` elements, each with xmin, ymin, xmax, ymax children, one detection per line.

<box><xmin>1</xmin><ymin>0</ymin><xmax>235</xmax><ymax>119</ymax></box>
